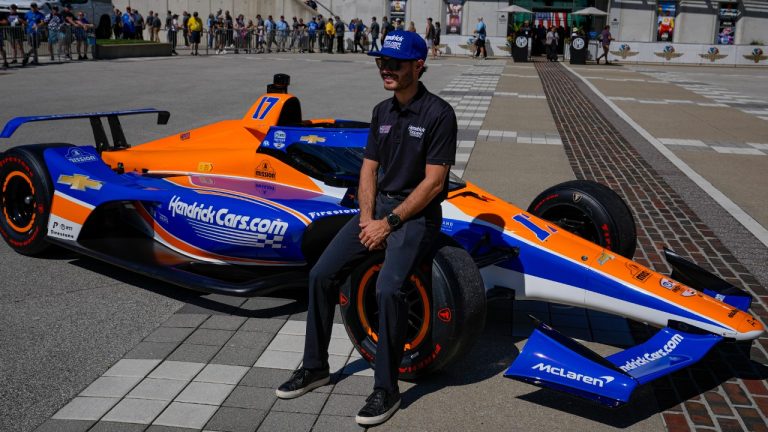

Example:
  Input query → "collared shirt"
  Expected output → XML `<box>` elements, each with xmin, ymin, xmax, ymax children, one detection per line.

<box><xmin>364</xmin><ymin>82</ymin><xmax>457</xmax><ymax>205</ymax></box>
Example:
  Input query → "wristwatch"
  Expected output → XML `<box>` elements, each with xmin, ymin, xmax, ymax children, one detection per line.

<box><xmin>386</xmin><ymin>212</ymin><xmax>402</xmax><ymax>230</ymax></box>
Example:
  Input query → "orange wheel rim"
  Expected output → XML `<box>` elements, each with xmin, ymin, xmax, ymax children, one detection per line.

<box><xmin>356</xmin><ymin>264</ymin><xmax>431</xmax><ymax>351</ymax></box>
<box><xmin>2</xmin><ymin>171</ymin><xmax>36</xmax><ymax>233</ymax></box>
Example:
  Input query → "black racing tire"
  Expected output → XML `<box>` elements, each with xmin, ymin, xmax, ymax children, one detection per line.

<box><xmin>0</xmin><ymin>146</ymin><xmax>56</xmax><ymax>256</ymax></box>
<box><xmin>527</xmin><ymin>179</ymin><xmax>637</xmax><ymax>259</ymax></box>
<box><xmin>340</xmin><ymin>238</ymin><xmax>486</xmax><ymax>380</ymax></box>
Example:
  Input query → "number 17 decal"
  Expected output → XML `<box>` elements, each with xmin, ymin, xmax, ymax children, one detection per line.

<box><xmin>252</xmin><ymin>96</ymin><xmax>280</xmax><ymax>120</ymax></box>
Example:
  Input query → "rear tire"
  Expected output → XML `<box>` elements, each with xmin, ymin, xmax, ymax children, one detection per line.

<box><xmin>0</xmin><ymin>147</ymin><xmax>55</xmax><ymax>255</ymax></box>
<box><xmin>340</xmin><ymin>239</ymin><xmax>486</xmax><ymax>380</ymax></box>
<box><xmin>527</xmin><ymin>180</ymin><xmax>637</xmax><ymax>259</ymax></box>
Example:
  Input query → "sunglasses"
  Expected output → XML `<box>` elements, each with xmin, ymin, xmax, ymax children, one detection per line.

<box><xmin>375</xmin><ymin>57</ymin><xmax>408</xmax><ymax>71</ymax></box>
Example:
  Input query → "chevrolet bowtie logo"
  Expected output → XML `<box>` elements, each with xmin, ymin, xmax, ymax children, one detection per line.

<box><xmin>300</xmin><ymin>135</ymin><xmax>326</xmax><ymax>144</ymax></box>
<box><xmin>57</xmin><ymin>174</ymin><xmax>103</xmax><ymax>191</ymax></box>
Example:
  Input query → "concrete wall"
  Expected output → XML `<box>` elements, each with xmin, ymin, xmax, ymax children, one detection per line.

<box><xmin>675</xmin><ymin>12</ymin><xmax>717</xmax><ymax>43</ymax></box>
<box><xmin>608</xmin><ymin>7</ymin><xmax>654</xmax><ymax>42</ymax></box>
<box><xmin>737</xmin><ymin>16</ymin><xmax>768</xmax><ymax>45</ymax></box>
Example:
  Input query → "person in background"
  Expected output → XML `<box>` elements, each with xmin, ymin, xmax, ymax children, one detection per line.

<box><xmin>307</xmin><ymin>16</ymin><xmax>318</xmax><ymax>53</ymax></box>
<box><xmin>169</xmin><ymin>13</ymin><xmax>179</xmax><ymax>55</ymax></box>
<box><xmin>206</xmin><ymin>13</ymin><xmax>215</xmax><ymax>49</ymax></box>
<box><xmin>182</xmin><ymin>11</ymin><xmax>190</xmax><ymax>46</ymax></box>
<box><xmin>45</xmin><ymin>5</ymin><xmax>63</xmax><ymax>60</ymax></box>
<box><xmin>334</xmin><ymin>16</ymin><xmax>345</xmax><ymax>53</ymax></box>
<box><xmin>407</xmin><ymin>20</ymin><xmax>416</xmax><ymax>32</ymax></box>
<box><xmin>368</xmin><ymin>16</ymin><xmax>379</xmax><ymax>52</ymax></box>
<box><xmin>432</xmin><ymin>21</ymin><xmax>442</xmax><ymax>59</ymax></box>
<box><xmin>354</xmin><ymin>18</ymin><xmax>366</xmax><ymax>53</ymax></box>
<box><xmin>265</xmin><ymin>15</ymin><xmax>275</xmax><ymax>53</ymax></box>
<box><xmin>188</xmin><ymin>11</ymin><xmax>202</xmax><ymax>55</ymax></box>
<box><xmin>276</xmin><ymin>15</ymin><xmax>288</xmax><ymax>52</ymax></box>
<box><xmin>60</xmin><ymin>5</ymin><xmax>76</xmax><ymax>60</ymax></box>
<box><xmin>134</xmin><ymin>9</ymin><xmax>144</xmax><ymax>40</ymax></box>
<box><xmin>152</xmin><ymin>11</ymin><xmax>162</xmax><ymax>42</ymax></box>
<box><xmin>325</xmin><ymin>17</ymin><xmax>334</xmax><ymax>53</ymax></box>
<box><xmin>7</xmin><ymin>4</ymin><xmax>26</xmax><ymax>65</ymax></box>
<box><xmin>0</xmin><ymin>14</ymin><xmax>9</xmax><ymax>69</ymax></box>
<box><xmin>473</xmin><ymin>17</ymin><xmax>486</xmax><ymax>59</ymax></box>
<box><xmin>74</xmin><ymin>11</ymin><xmax>92</xmax><ymax>60</ymax></box>
<box><xmin>381</xmin><ymin>16</ymin><xmax>393</xmax><ymax>45</ymax></box>
<box><xmin>22</xmin><ymin>2</ymin><xmax>45</xmax><ymax>65</ymax></box>
<box><xmin>121</xmin><ymin>6</ymin><xmax>134</xmax><ymax>39</ymax></box>
<box><xmin>317</xmin><ymin>14</ymin><xmax>326</xmax><ymax>52</ymax></box>
<box><xmin>425</xmin><ymin>17</ymin><xmax>435</xmax><ymax>56</ymax></box>
<box><xmin>595</xmin><ymin>25</ymin><xmax>613</xmax><ymax>65</ymax></box>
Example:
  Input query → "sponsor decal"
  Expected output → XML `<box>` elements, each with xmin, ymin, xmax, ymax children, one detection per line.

<box><xmin>300</xmin><ymin>135</ymin><xmax>326</xmax><ymax>144</ymax></box>
<box><xmin>437</xmin><ymin>308</ymin><xmax>452</xmax><ymax>323</ymax></box>
<box><xmin>619</xmin><ymin>333</ymin><xmax>684</xmax><ymax>372</ymax></box>
<box><xmin>572</xmin><ymin>193</ymin><xmax>582</xmax><ymax>203</ymax></box>
<box><xmin>379</xmin><ymin>125</ymin><xmax>392</xmax><ymax>134</ymax></box>
<box><xmin>48</xmin><ymin>220</ymin><xmax>76</xmax><ymax>240</ymax></box>
<box><xmin>57</xmin><ymin>174</ymin><xmax>103</xmax><ymax>191</ymax></box>
<box><xmin>654</xmin><ymin>45</ymin><xmax>683</xmax><ymax>61</ymax></box>
<box><xmin>597</xmin><ymin>251</ymin><xmax>614</xmax><ymax>266</ymax></box>
<box><xmin>180</xmin><ymin>132</ymin><xmax>191</xmax><ymax>140</ymax></box>
<box><xmin>167</xmin><ymin>195</ymin><xmax>288</xmax><ymax>248</ymax></box>
<box><xmin>339</xmin><ymin>292</ymin><xmax>349</xmax><ymax>307</ymax></box>
<box><xmin>408</xmin><ymin>125</ymin><xmax>425</xmax><ymax>139</ymax></box>
<box><xmin>382</xmin><ymin>33</ymin><xmax>404</xmax><ymax>50</ymax></box>
<box><xmin>515</xmin><ymin>36</ymin><xmax>528</xmax><ymax>48</ymax></box>
<box><xmin>531</xmin><ymin>363</ymin><xmax>615</xmax><ymax>387</ymax></box>
<box><xmin>681</xmin><ymin>287</ymin><xmax>696</xmax><ymax>297</ymax></box>
<box><xmin>743</xmin><ymin>48</ymin><xmax>767</xmax><ymax>64</ymax></box>
<box><xmin>699</xmin><ymin>46</ymin><xmax>727</xmax><ymax>62</ymax></box>
<box><xmin>307</xmin><ymin>208</ymin><xmax>360</xmax><ymax>219</ymax></box>
<box><xmin>274</xmin><ymin>130</ymin><xmax>287</xmax><ymax>144</ymax></box>
<box><xmin>728</xmin><ymin>309</ymin><xmax>738</xmax><ymax>318</ymax></box>
<box><xmin>715</xmin><ymin>293</ymin><xmax>726</xmax><ymax>302</ymax></box>
<box><xmin>197</xmin><ymin>162</ymin><xmax>213</xmax><ymax>173</ymax></box>
<box><xmin>660</xmin><ymin>277</ymin><xmax>677</xmax><ymax>290</ymax></box>
<box><xmin>626</xmin><ymin>263</ymin><xmax>652</xmax><ymax>282</ymax></box>
<box><xmin>255</xmin><ymin>160</ymin><xmax>276</xmax><ymax>180</ymax></box>
<box><xmin>441</xmin><ymin>220</ymin><xmax>454</xmax><ymax>231</ymax></box>
<box><xmin>610</xmin><ymin>44</ymin><xmax>639</xmax><ymax>59</ymax></box>
<box><xmin>400</xmin><ymin>344</ymin><xmax>442</xmax><ymax>374</ymax></box>
<box><xmin>65</xmin><ymin>147</ymin><xmax>98</xmax><ymax>164</ymax></box>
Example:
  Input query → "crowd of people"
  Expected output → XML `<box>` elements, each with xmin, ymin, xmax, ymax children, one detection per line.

<box><xmin>0</xmin><ymin>2</ymin><xmax>93</xmax><ymax>69</ymax></box>
<box><xmin>1</xmin><ymin>6</ymin><xmax>458</xmax><ymax>69</ymax></box>
<box><xmin>107</xmin><ymin>8</ymin><xmax>446</xmax><ymax>57</ymax></box>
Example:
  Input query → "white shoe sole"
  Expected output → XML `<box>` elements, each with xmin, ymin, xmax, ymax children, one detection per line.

<box><xmin>355</xmin><ymin>398</ymin><xmax>401</xmax><ymax>426</ymax></box>
<box><xmin>275</xmin><ymin>375</ymin><xmax>330</xmax><ymax>399</ymax></box>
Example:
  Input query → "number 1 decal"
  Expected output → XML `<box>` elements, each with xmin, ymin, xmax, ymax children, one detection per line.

<box><xmin>512</xmin><ymin>213</ymin><xmax>553</xmax><ymax>242</ymax></box>
<box><xmin>252</xmin><ymin>96</ymin><xmax>280</xmax><ymax>120</ymax></box>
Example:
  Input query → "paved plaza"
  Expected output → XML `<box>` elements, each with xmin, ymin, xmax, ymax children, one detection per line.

<box><xmin>0</xmin><ymin>54</ymin><xmax>766</xmax><ymax>432</ymax></box>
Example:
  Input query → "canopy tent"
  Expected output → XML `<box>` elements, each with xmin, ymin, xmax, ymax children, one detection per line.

<box><xmin>496</xmin><ymin>5</ymin><xmax>534</xmax><ymax>14</ymax></box>
<box><xmin>572</xmin><ymin>7</ymin><xmax>609</xmax><ymax>16</ymax></box>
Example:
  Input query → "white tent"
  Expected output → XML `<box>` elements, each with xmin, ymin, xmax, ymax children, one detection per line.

<box><xmin>572</xmin><ymin>7</ymin><xmax>609</xmax><ymax>16</ymax></box>
<box><xmin>496</xmin><ymin>5</ymin><xmax>534</xmax><ymax>14</ymax></box>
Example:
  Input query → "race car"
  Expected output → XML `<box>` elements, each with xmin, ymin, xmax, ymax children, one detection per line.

<box><xmin>1</xmin><ymin>74</ymin><xmax>763</xmax><ymax>407</ymax></box>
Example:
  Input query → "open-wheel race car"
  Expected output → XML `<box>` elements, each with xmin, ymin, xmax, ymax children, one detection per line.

<box><xmin>1</xmin><ymin>74</ymin><xmax>764</xmax><ymax>407</ymax></box>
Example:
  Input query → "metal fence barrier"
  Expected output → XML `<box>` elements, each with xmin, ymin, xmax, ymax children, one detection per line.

<box><xmin>1</xmin><ymin>25</ymin><xmax>95</xmax><ymax>66</ymax></box>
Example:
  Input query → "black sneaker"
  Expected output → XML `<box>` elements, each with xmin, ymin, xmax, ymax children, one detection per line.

<box><xmin>275</xmin><ymin>367</ymin><xmax>330</xmax><ymax>399</ymax></box>
<box><xmin>355</xmin><ymin>389</ymin><xmax>401</xmax><ymax>426</ymax></box>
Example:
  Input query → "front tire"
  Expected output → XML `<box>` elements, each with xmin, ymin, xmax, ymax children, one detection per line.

<box><xmin>527</xmin><ymin>179</ymin><xmax>637</xmax><ymax>258</ymax></box>
<box><xmin>340</xmin><ymin>240</ymin><xmax>486</xmax><ymax>380</ymax></box>
<box><xmin>0</xmin><ymin>147</ymin><xmax>55</xmax><ymax>255</ymax></box>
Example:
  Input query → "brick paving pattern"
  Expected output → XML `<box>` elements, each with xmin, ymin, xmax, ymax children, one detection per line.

<box><xmin>534</xmin><ymin>60</ymin><xmax>768</xmax><ymax>432</ymax></box>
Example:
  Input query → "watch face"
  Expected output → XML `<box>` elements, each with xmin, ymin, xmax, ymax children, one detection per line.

<box><xmin>387</xmin><ymin>213</ymin><xmax>401</xmax><ymax>227</ymax></box>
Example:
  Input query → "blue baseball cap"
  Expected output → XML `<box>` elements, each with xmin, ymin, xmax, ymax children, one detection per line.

<box><xmin>368</xmin><ymin>30</ymin><xmax>428</xmax><ymax>61</ymax></box>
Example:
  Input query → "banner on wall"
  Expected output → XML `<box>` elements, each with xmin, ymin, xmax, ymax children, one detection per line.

<box><xmin>657</xmin><ymin>0</ymin><xmax>676</xmax><ymax>42</ymax></box>
<box><xmin>390</xmin><ymin>0</ymin><xmax>406</xmax><ymax>21</ymax></box>
<box><xmin>717</xmin><ymin>2</ymin><xmax>739</xmax><ymax>45</ymax></box>
<box><xmin>534</xmin><ymin>12</ymin><xmax>568</xmax><ymax>29</ymax></box>
<box><xmin>445</xmin><ymin>0</ymin><xmax>464</xmax><ymax>35</ymax></box>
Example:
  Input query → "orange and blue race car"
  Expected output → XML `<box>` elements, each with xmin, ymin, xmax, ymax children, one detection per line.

<box><xmin>0</xmin><ymin>74</ymin><xmax>763</xmax><ymax>407</ymax></box>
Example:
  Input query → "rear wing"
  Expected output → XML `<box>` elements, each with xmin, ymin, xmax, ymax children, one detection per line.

<box><xmin>1</xmin><ymin>109</ymin><xmax>170</xmax><ymax>152</ymax></box>
<box><xmin>504</xmin><ymin>319</ymin><xmax>722</xmax><ymax>407</ymax></box>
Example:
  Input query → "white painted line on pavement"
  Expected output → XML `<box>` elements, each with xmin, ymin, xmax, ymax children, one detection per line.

<box><xmin>562</xmin><ymin>62</ymin><xmax>768</xmax><ymax>249</ymax></box>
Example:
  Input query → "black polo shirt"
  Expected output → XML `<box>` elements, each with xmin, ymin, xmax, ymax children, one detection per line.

<box><xmin>364</xmin><ymin>82</ymin><xmax>457</xmax><ymax>206</ymax></box>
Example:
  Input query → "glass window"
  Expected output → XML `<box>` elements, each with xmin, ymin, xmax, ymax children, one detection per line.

<box><xmin>656</xmin><ymin>0</ymin><xmax>677</xmax><ymax>42</ymax></box>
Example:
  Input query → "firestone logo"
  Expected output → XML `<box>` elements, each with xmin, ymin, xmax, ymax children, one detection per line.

<box><xmin>531</xmin><ymin>363</ymin><xmax>615</xmax><ymax>387</ymax></box>
<box><xmin>168</xmin><ymin>195</ymin><xmax>288</xmax><ymax>236</ymax></box>
<box><xmin>619</xmin><ymin>333</ymin><xmax>684</xmax><ymax>372</ymax></box>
